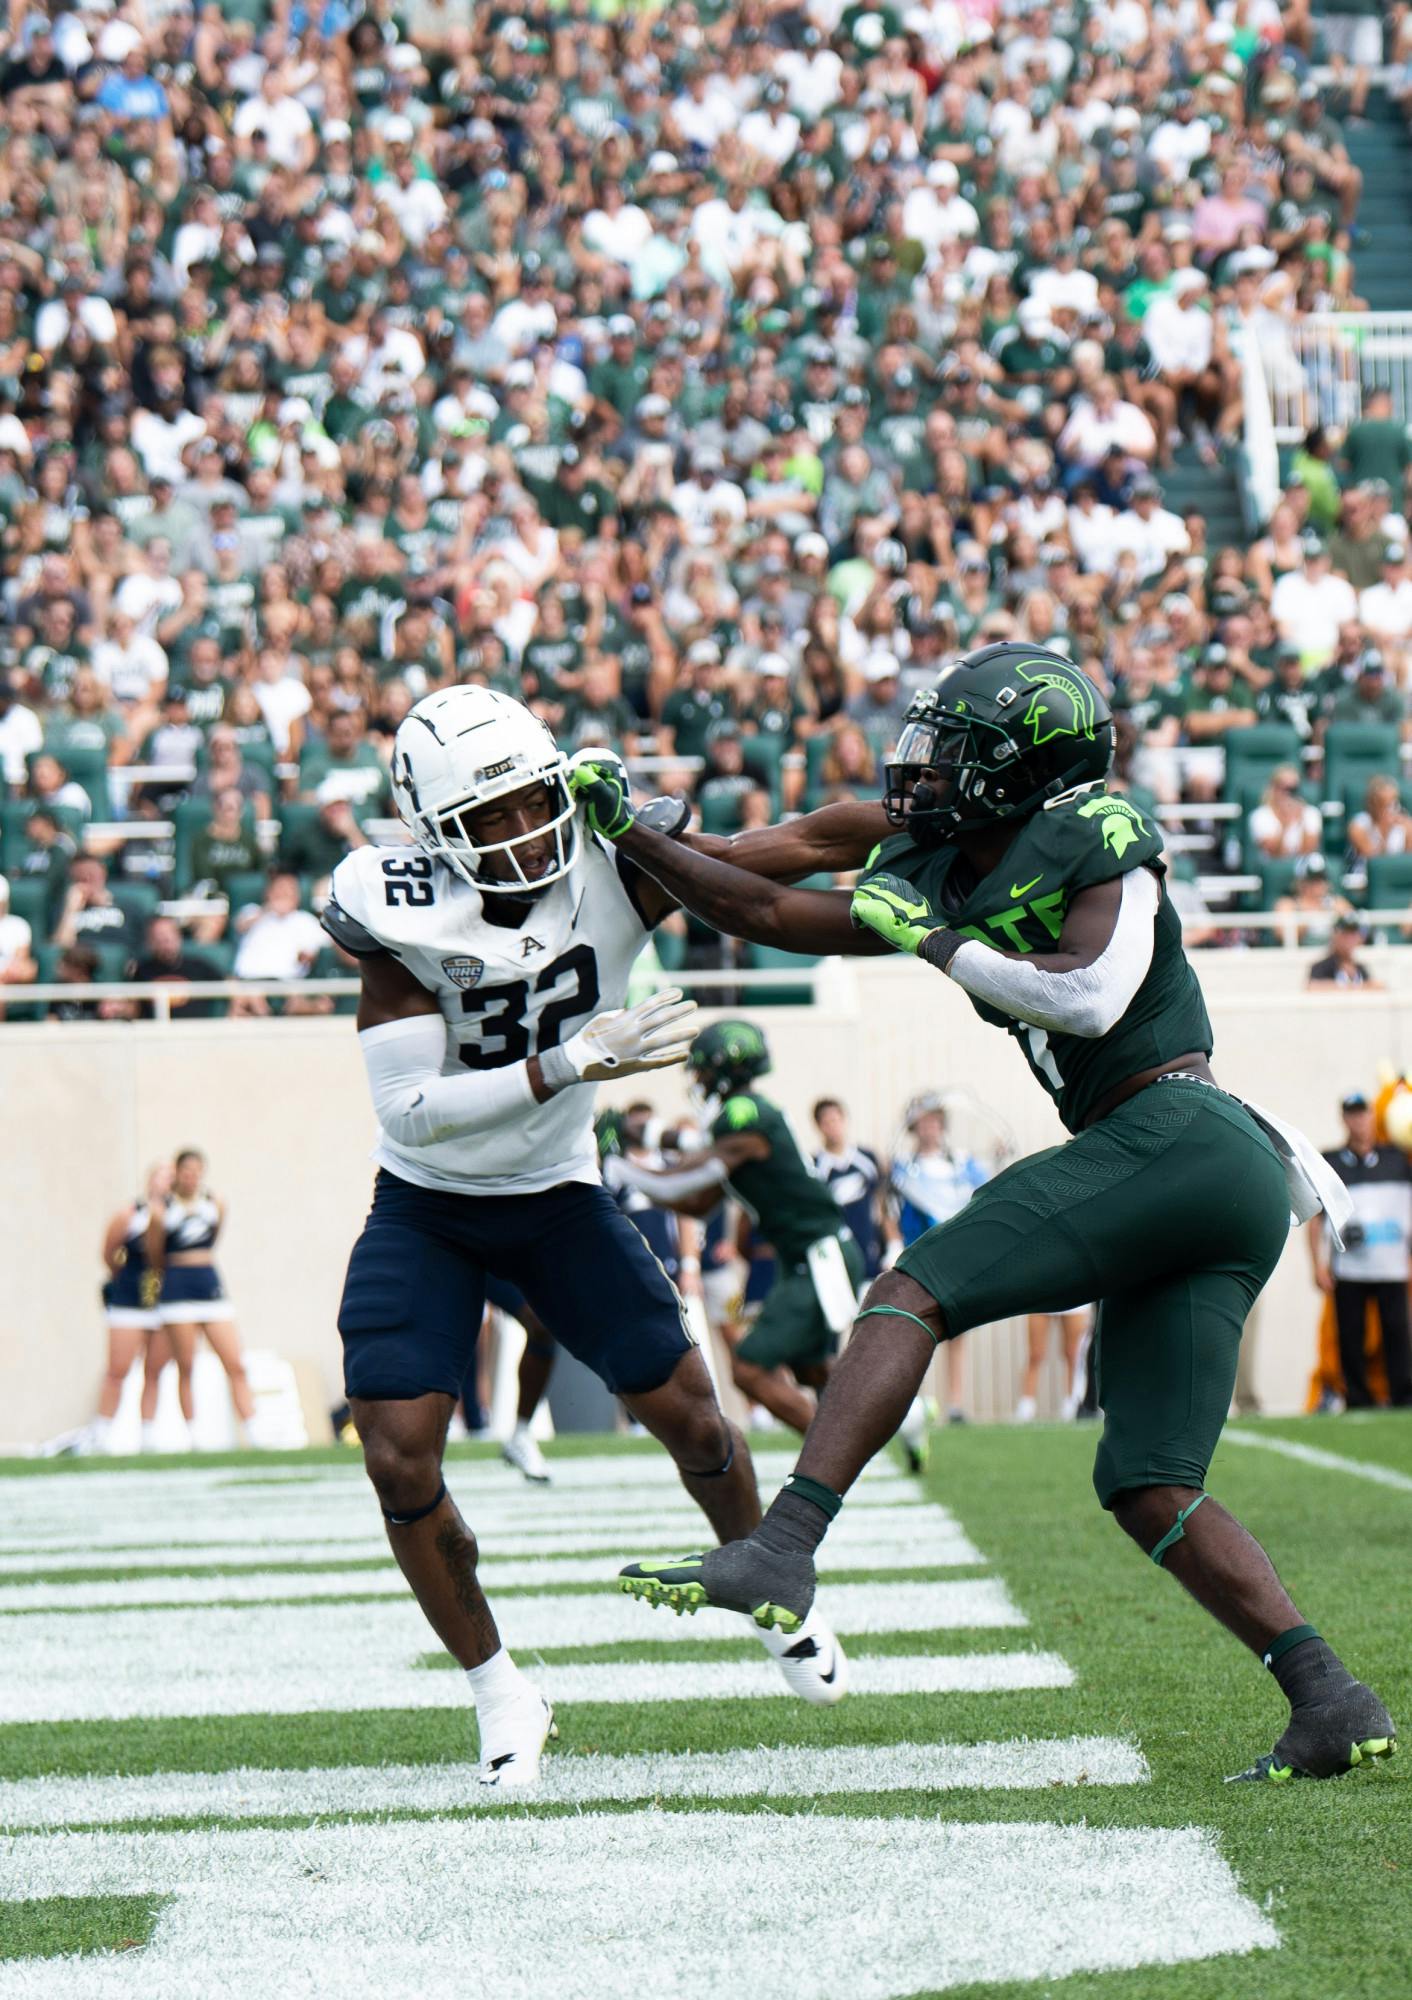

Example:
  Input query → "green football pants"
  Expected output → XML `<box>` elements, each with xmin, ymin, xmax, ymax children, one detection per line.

<box><xmin>893</xmin><ymin>1078</ymin><xmax>1292</xmax><ymax>1507</ymax></box>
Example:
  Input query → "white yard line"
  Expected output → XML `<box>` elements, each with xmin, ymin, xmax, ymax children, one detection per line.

<box><xmin>0</xmin><ymin>1635</ymin><xmax>1070</xmax><ymax>1724</ymax></box>
<box><xmin>0</xmin><ymin>1537</ymin><xmax>982</xmax><ymax>1598</ymax></box>
<box><xmin>0</xmin><ymin>1511</ymin><xmax>981</xmax><ymax>1576</ymax></box>
<box><xmin>0</xmin><ymin>1814</ymin><xmax>1276</xmax><ymax>1999</ymax></box>
<box><xmin>0</xmin><ymin>1582</ymin><xmax>1026</xmax><ymax>1724</ymax></box>
<box><xmin>0</xmin><ymin>1736</ymin><xmax>1148</xmax><ymax>1832</ymax></box>
<box><xmin>1222</xmin><ymin>1428</ymin><xmax>1412</xmax><ymax>1495</ymax></box>
<box><xmin>0</xmin><ymin>1577</ymin><xmax>1022</xmax><ymax>1637</ymax></box>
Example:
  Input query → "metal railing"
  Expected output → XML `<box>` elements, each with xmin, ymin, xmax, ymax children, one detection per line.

<box><xmin>1240</xmin><ymin>327</ymin><xmax>1282</xmax><ymax>531</ymax></box>
<box><xmin>1257</xmin><ymin>313</ymin><xmax>1412</xmax><ymax>444</ymax></box>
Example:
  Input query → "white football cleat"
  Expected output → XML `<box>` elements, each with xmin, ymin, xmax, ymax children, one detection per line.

<box><xmin>898</xmin><ymin>1395</ymin><xmax>931</xmax><ymax>1475</ymax></box>
<box><xmin>757</xmin><ymin>1610</ymin><xmax>848</xmax><ymax>1705</ymax></box>
<box><xmin>501</xmin><ymin>1426</ymin><xmax>551</xmax><ymax>1484</ymax></box>
<box><xmin>475</xmin><ymin>1690</ymin><xmax>557</xmax><ymax>1789</ymax></box>
<box><xmin>1014</xmin><ymin>1395</ymin><xmax>1037</xmax><ymax>1424</ymax></box>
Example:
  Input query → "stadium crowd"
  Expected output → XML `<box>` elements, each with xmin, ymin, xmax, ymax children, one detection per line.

<box><xmin>0</xmin><ymin>0</ymin><xmax>1407</xmax><ymax>1014</ymax></box>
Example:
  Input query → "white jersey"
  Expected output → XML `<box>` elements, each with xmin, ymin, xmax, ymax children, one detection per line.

<box><xmin>328</xmin><ymin>836</ymin><xmax>652</xmax><ymax>1196</ymax></box>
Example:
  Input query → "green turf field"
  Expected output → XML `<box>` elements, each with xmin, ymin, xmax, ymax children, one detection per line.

<box><xmin>0</xmin><ymin>1416</ymin><xmax>1405</xmax><ymax>1998</ymax></box>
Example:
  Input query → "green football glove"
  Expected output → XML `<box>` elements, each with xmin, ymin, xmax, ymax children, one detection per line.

<box><xmin>850</xmin><ymin>873</ymin><xmax>941</xmax><ymax>955</ymax></box>
<box><xmin>566</xmin><ymin>749</ymin><xmax>635</xmax><ymax>840</ymax></box>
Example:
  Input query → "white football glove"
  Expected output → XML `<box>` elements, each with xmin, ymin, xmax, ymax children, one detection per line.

<box><xmin>560</xmin><ymin>988</ymin><xmax>699</xmax><ymax>1083</ymax></box>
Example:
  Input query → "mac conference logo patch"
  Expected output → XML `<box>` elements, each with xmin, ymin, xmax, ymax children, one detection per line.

<box><xmin>442</xmin><ymin>956</ymin><xmax>484</xmax><ymax>990</ymax></box>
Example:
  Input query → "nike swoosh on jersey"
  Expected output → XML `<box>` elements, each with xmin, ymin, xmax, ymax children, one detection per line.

<box><xmin>1009</xmin><ymin>874</ymin><xmax>1044</xmax><ymax>899</ymax></box>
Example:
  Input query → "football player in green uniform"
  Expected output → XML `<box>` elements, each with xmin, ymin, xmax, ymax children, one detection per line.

<box><xmin>568</xmin><ymin>642</ymin><xmax>1396</xmax><ymax>1784</ymax></box>
<box><xmin>608</xmin><ymin>1019</ymin><xmax>866</xmax><ymax>1436</ymax></box>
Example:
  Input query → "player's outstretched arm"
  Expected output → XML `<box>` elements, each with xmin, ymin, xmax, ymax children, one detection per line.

<box><xmin>610</xmin><ymin>1133</ymin><xmax>770</xmax><ymax>1218</ymax></box>
<box><xmin>852</xmin><ymin>869</ymin><xmax>1158</xmax><ymax>1038</ymax></box>
<box><xmin>565</xmin><ymin>760</ymin><xmax>888</xmax><ymax>956</ymax></box>
<box><xmin>622</xmin><ymin>820</ymin><xmax>887</xmax><ymax>955</ymax></box>
<box><xmin>688</xmin><ymin>799</ymin><xmax>890</xmax><ymax>883</ymax></box>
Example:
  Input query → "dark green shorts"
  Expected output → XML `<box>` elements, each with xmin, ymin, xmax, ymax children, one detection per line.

<box><xmin>738</xmin><ymin>1232</ymin><xmax>865</xmax><ymax>1373</ymax></box>
<box><xmin>894</xmin><ymin>1079</ymin><xmax>1291</xmax><ymax>1508</ymax></box>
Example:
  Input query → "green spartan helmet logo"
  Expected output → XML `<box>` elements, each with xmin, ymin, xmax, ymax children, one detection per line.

<box><xmin>1014</xmin><ymin>662</ymin><xmax>1097</xmax><ymax>747</ymax></box>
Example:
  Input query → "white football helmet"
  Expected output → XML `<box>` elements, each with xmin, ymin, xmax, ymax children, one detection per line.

<box><xmin>389</xmin><ymin>686</ymin><xmax>580</xmax><ymax>895</ymax></box>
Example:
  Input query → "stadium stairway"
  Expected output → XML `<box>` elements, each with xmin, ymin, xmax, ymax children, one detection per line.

<box><xmin>1345</xmin><ymin>90</ymin><xmax>1412</xmax><ymax>314</ymax></box>
<box><xmin>1158</xmin><ymin>437</ymin><xmax>1245</xmax><ymax>555</ymax></box>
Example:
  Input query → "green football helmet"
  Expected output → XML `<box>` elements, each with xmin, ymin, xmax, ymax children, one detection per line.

<box><xmin>882</xmin><ymin>642</ymin><xmax>1114</xmax><ymax>842</ymax></box>
<box><xmin>686</xmin><ymin>1019</ymin><xmax>771</xmax><ymax>1102</ymax></box>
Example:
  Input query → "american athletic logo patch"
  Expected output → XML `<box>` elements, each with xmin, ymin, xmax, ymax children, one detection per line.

<box><xmin>441</xmin><ymin>956</ymin><xmax>484</xmax><ymax>989</ymax></box>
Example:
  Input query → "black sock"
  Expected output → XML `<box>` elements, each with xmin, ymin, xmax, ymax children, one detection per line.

<box><xmin>1268</xmin><ymin>1632</ymin><xmax>1356</xmax><ymax>1710</ymax></box>
<box><xmin>754</xmin><ymin>1477</ymin><xmax>841</xmax><ymax>1560</ymax></box>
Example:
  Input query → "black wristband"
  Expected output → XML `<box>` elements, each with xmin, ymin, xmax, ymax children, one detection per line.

<box><xmin>918</xmin><ymin>927</ymin><xmax>967</xmax><ymax>973</ymax></box>
<box><xmin>636</xmin><ymin>795</ymin><xmax>693</xmax><ymax>838</ymax></box>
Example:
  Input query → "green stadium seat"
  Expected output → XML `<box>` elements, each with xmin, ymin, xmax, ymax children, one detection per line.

<box><xmin>697</xmin><ymin>791</ymin><xmax>746</xmax><ymax>836</ymax></box>
<box><xmin>110</xmin><ymin>882</ymin><xmax>161</xmax><ymax>930</ymax></box>
<box><xmin>744</xmin><ymin>940</ymin><xmax>819</xmax><ymax>1005</ymax></box>
<box><xmin>740</xmin><ymin>733</ymin><xmax>786</xmax><ymax>806</ymax></box>
<box><xmin>1365</xmin><ymin>854</ymin><xmax>1412</xmax><ymax>914</ymax></box>
<box><xmin>6</xmin><ymin>876</ymin><xmax>48</xmax><ymax>936</ymax></box>
<box><xmin>221</xmin><ymin>870</ymin><xmax>268</xmax><ymax>916</ymax></box>
<box><xmin>653</xmin><ymin>926</ymin><xmax>687</xmax><ymax>973</ymax></box>
<box><xmin>1258</xmin><ymin>859</ymin><xmax>1299</xmax><ymax>910</ymax></box>
<box><xmin>1221</xmin><ymin>724</ymin><xmax>1303</xmax><ymax>802</ymax></box>
<box><xmin>1323</xmin><ymin>722</ymin><xmax>1402</xmax><ymax>803</ymax></box>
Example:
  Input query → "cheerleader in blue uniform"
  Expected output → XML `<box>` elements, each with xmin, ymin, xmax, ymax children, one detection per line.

<box><xmin>151</xmin><ymin>1150</ymin><xmax>256</xmax><ymax>1440</ymax></box>
<box><xmin>90</xmin><ymin>1167</ymin><xmax>173</xmax><ymax>1453</ymax></box>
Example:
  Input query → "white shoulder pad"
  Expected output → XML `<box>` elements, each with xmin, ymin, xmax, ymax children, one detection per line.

<box><xmin>324</xmin><ymin>845</ymin><xmax>444</xmax><ymax>959</ymax></box>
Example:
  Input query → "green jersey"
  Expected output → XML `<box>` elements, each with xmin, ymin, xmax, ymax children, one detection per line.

<box><xmin>710</xmin><ymin>1090</ymin><xmax>845</xmax><ymax>1263</ymax></box>
<box><xmin>859</xmin><ymin>789</ymin><xmax>1212</xmax><ymax>1135</ymax></box>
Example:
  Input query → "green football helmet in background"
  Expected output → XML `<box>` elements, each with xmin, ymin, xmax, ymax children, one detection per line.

<box><xmin>882</xmin><ymin>641</ymin><xmax>1115</xmax><ymax>843</ymax></box>
<box><xmin>686</xmin><ymin>1019</ymin><xmax>771</xmax><ymax>1102</ymax></box>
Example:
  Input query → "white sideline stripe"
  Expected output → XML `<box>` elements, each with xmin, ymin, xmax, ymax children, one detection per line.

<box><xmin>0</xmin><ymin>1814</ymin><xmax>1278</xmax><ymax>1998</ymax></box>
<box><xmin>0</xmin><ymin>1507</ymin><xmax>975</xmax><ymax>1571</ymax></box>
<box><xmin>0</xmin><ymin>1537</ymin><xmax>983</xmax><ymax>1603</ymax></box>
<box><xmin>1222</xmin><ymin>1428</ymin><xmax>1412</xmax><ymax>1494</ymax></box>
<box><xmin>0</xmin><ymin>1737</ymin><xmax>1149</xmax><ymax>1831</ymax></box>
<box><xmin>0</xmin><ymin>1628</ymin><xmax>1068</xmax><ymax>1724</ymax></box>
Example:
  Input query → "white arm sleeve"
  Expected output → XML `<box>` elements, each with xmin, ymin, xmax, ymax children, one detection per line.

<box><xmin>944</xmin><ymin>869</ymin><xmax>1160</xmax><ymax>1039</ymax></box>
<box><xmin>359</xmin><ymin>1014</ymin><xmax>542</xmax><ymax>1148</ymax></box>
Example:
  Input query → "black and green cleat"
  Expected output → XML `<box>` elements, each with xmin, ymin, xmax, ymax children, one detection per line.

<box><xmin>618</xmin><ymin>1551</ymin><xmax>807</xmax><ymax>1633</ymax></box>
<box><xmin>1227</xmin><ymin>1735</ymin><xmax>1397</xmax><ymax>1785</ymax></box>
<box><xmin>1227</xmin><ymin>1679</ymin><xmax>1397</xmax><ymax>1784</ymax></box>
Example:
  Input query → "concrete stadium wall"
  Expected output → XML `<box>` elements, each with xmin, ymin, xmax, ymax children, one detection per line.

<box><xmin>7</xmin><ymin>948</ymin><xmax>1412</xmax><ymax>1450</ymax></box>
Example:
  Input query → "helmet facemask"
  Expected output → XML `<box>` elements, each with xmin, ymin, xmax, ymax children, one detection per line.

<box><xmin>411</xmin><ymin>767</ymin><xmax>581</xmax><ymax>896</ymax></box>
<box><xmin>883</xmin><ymin>714</ymin><xmax>1024</xmax><ymax>840</ymax></box>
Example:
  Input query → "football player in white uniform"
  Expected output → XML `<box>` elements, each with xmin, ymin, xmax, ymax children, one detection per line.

<box><xmin>322</xmin><ymin>686</ymin><xmax>848</xmax><ymax>1788</ymax></box>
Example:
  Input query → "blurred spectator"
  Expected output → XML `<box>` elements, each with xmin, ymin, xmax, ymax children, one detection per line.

<box><xmin>1250</xmin><ymin>767</ymin><xmax>1323</xmax><ymax>861</ymax></box>
<box><xmin>124</xmin><ymin>916</ymin><xmax>223</xmax><ymax>1022</ymax></box>
<box><xmin>1308</xmin><ymin>916</ymin><xmax>1381</xmax><ymax>990</ymax></box>
<box><xmin>0</xmin><ymin>872</ymin><xmax>37</xmax><ymax>1004</ymax></box>
<box><xmin>45</xmin><ymin>942</ymin><xmax>101</xmax><ymax>1022</ymax></box>
<box><xmin>1348</xmin><ymin>777</ymin><xmax>1412</xmax><ymax>864</ymax></box>
<box><xmin>1314</xmin><ymin>1089</ymin><xmax>1412</xmax><ymax>1413</ymax></box>
<box><xmin>52</xmin><ymin>857</ymin><xmax>141</xmax><ymax>955</ymax></box>
<box><xmin>231</xmin><ymin>871</ymin><xmax>330</xmax><ymax>1018</ymax></box>
<box><xmin>1275</xmin><ymin>853</ymin><xmax>1354</xmax><ymax>951</ymax></box>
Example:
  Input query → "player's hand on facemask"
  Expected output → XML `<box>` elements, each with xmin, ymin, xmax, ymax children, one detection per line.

<box><xmin>562</xmin><ymin>988</ymin><xmax>699</xmax><ymax>1081</ymax></box>
<box><xmin>849</xmin><ymin>874</ymin><xmax>941</xmax><ymax>956</ymax></box>
<box><xmin>566</xmin><ymin>749</ymin><xmax>636</xmax><ymax>840</ymax></box>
